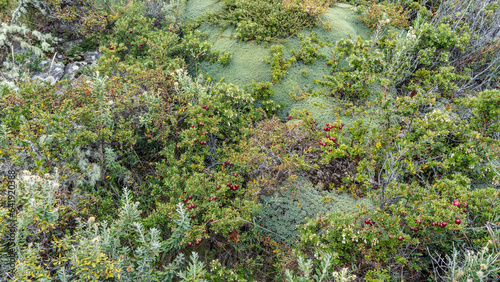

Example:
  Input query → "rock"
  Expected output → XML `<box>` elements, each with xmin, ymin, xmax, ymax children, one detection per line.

<box><xmin>31</xmin><ymin>59</ymin><xmax>66</xmax><ymax>85</ymax></box>
<box><xmin>64</xmin><ymin>61</ymin><xmax>87</xmax><ymax>80</ymax></box>
<box><xmin>492</xmin><ymin>132</ymin><xmax>500</xmax><ymax>140</ymax></box>
<box><xmin>61</xmin><ymin>39</ymin><xmax>82</xmax><ymax>53</ymax></box>
<box><xmin>13</xmin><ymin>46</ymin><xmax>37</xmax><ymax>62</ymax></box>
<box><xmin>83</xmin><ymin>51</ymin><xmax>103</xmax><ymax>67</ymax></box>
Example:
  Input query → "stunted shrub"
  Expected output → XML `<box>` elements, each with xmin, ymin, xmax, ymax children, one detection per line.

<box><xmin>204</xmin><ymin>0</ymin><xmax>323</xmax><ymax>42</ymax></box>
<box><xmin>357</xmin><ymin>0</ymin><xmax>410</xmax><ymax>30</ymax></box>
<box><xmin>282</xmin><ymin>0</ymin><xmax>331</xmax><ymax>17</ymax></box>
<box><xmin>0</xmin><ymin>169</ymin><xmax>211</xmax><ymax>281</ymax></box>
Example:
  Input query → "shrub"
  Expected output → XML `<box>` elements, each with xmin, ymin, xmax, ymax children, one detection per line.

<box><xmin>0</xmin><ymin>0</ymin><xmax>59</xmax><ymax>90</ymax></box>
<box><xmin>263</xmin><ymin>44</ymin><xmax>296</xmax><ymax>83</ymax></box>
<box><xmin>204</xmin><ymin>0</ymin><xmax>321</xmax><ymax>42</ymax></box>
<box><xmin>357</xmin><ymin>0</ymin><xmax>411</xmax><ymax>30</ymax></box>
<box><xmin>0</xmin><ymin>169</ymin><xmax>218</xmax><ymax>281</ymax></box>
<box><xmin>282</xmin><ymin>0</ymin><xmax>331</xmax><ymax>17</ymax></box>
<box><xmin>291</xmin><ymin>31</ymin><xmax>329</xmax><ymax>65</ymax></box>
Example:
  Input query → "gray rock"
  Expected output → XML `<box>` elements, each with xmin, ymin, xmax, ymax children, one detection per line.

<box><xmin>492</xmin><ymin>132</ymin><xmax>500</xmax><ymax>140</ymax></box>
<box><xmin>13</xmin><ymin>46</ymin><xmax>37</xmax><ymax>63</ymax></box>
<box><xmin>61</xmin><ymin>40</ymin><xmax>82</xmax><ymax>53</ymax></box>
<box><xmin>31</xmin><ymin>59</ymin><xmax>66</xmax><ymax>85</ymax></box>
<box><xmin>64</xmin><ymin>61</ymin><xmax>87</xmax><ymax>80</ymax></box>
<box><xmin>83</xmin><ymin>51</ymin><xmax>103</xmax><ymax>67</ymax></box>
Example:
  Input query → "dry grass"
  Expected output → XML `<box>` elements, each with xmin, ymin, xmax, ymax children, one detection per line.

<box><xmin>282</xmin><ymin>0</ymin><xmax>332</xmax><ymax>17</ymax></box>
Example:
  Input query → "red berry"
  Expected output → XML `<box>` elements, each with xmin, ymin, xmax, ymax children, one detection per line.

<box><xmin>464</xmin><ymin>202</ymin><xmax>468</xmax><ymax>208</ymax></box>
<box><xmin>213</xmin><ymin>196</ymin><xmax>217</xmax><ymax>200</ymax></box>
<box><xmin>226</xmin><ymin>161</ymin><xmax>230</xmax><ymax>165</ymax></box>
<box><xmin>414</xmin><ymin>227</ymin><xmax>419</xmax><ymax>232</ymax></box>
<box><xmin>188</xmin><ymin>205</ymin><xmax>192</xmax><ymax>209</ymax></box>
<box><xmin>336</xmin><ymin>143</ymin><xmax>339</xmax><ymax>146</ymax></box>
<box><xmin>251</xmin><ymin>117</ymin><xmax>254</xmax><ymax>119</ymax></box>
<box><xmin>333</xmin><ymin>138</ymin><xmax>336</xmax><ymax>141</ymax></box>
<box><xmin>188</xmin><ymin>196</ymin><xmax>192</xmax><ymax>199</ymax></box>
<box><xmin>455</xmin><ymin>219</ymin><xmax>461</xmax><ymax>225</ymax></box>
<box><xmin>463</xmin><ymin>209</ymin><xmax>468</xmax><ymax>213</ymax></box>
<box><xmin>329</xmin><ymin>149</ymin><xmax>332</xmax><ymax>152</ymax></box>
<box><xmin>365</xmin><ymin>219</ymin><xmax>370</xmax><ymax>224</ymax></box>
<box><xmin>194</xmin><ymin>138</ymin><xmax>198</xmax><ymax>142</ymax></box>
<box><xmin>192</xmin><ymin>215</ymin><xmax>196</xmax><ymax>218</ymax></box>
<box><xmin>462</xmin><ymin>17</ymin><xmax>465</xmax><ymax>20</ymax></box>
<box><xmin>187</xmin><ymin>242</ymin><xmax>192</xmax><ymax>246</ymax></box>
<box><xmin>341</xmin><ymin>123</ymin><xmax>344</xmax><ymax>126</ymax></box>
<box><xmin>288</xmin><ymin>116</ymin><xmax>292</xmax><ymax>120</ymax></box>
<box><xmin>199</xmin><ymin>123</ymin><xmax>204</xmax><ymax>127</ymax></box>
<box><xmin>195</xmin><ymin>241</ymin><xmax>200</xmax><ymax>245</ymax></box>
<box><xmin>216</xmin><ymin>186</ymin><xmax>221</xmax><ymax>190</ymax></box>
<box><xmin>441</xmin><ymin>221</ymin><xmax>447</xmax><ymax>227</ymax></box>
<box><xmin>262</xmin><ymin>85</ymin><xmax>265</xmax><ymax>89</ymax></box>
<box><xmin>183</xmin><ymin>199</ymin><xmax>187</xmax><ymax>203</ymax></box>
<box><xmin>417</xmin><ymin>219</ymin><xmax>421</xmax><ymax>224</ymax></box>
<box><xmin>326</xmin><ymin>123</ymin><xmax>329</xmax><ymax>126</ymax></box>
<box><xmin>235</xmin><ymin>184</ymin><xmax>239</xmax><ymax>188</ymax></box>
<box><xmin>129</xmin><ymin>30</ymin><xmax>133</xmax><ymax>33</ymax></box>
<box><xmin>398</xmin><ymin>236</ymin><xmax>403</xmax><ymax>241</ymax></box>
<box><xmin>203</xmin><ymin>230</ymin><xmax>207</xmax><ymax>233</ymax></box>
<box><xmin>109</xmin><ymin>46</ymin><xmax>114</xmax><ymax>50</ymax></box>
<box><xmin>410</xmin><ymin>227</ymin><xmax>414</xmax><ymax>231</ymax></box>
<box><xmin>339</xmin><ymin>126</ymin><xmax>343</xmax><ymax>130</ymax></box>
<box><xmin>140</xmin><ymin>43</ymin><xmax>143</xmax><ymax>47</ymax></box>
<box><xmin>227</xmin><ymin>183</ymin><xmax>231</xmax><ymax>187</ymax></box>
<box><xmin>191</xmin><ymin>125</ymin><xmax>195</xmax><ymax>128</ymax></box>
<box><xmin>324</xmin><ymin>127</ymin><xmax>328</xmax><ymax>131</ymax></box>
<box><xmin>234</xmin><ymin>173</ymin><xmax>238</xmax><ymax>177</ymax></box>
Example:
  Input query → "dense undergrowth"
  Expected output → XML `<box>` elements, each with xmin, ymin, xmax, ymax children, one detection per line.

<box><xmin>1</xmin><ymin>0</ymin><xmax>500</xmax><ymax>280</ymax></box>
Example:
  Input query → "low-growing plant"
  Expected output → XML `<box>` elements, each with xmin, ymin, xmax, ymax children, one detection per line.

<box><xmin>204</xmin><ymin>0</ymin><xmax>322</xmax><ymax>42</ymax></box>
<box><xmin>291</xmin><ymin>31</ymin><xmax>329</xmax><ymax>65</ymax></box>
<box><xmin>357</xmin><ymin>0</ymin><xmax>410</xmax><ymax>30</ymax></box>
<box><xmin>264</xmin><ymin>44</ymin><xmax>296</xmax><ymax>83</ymax></box>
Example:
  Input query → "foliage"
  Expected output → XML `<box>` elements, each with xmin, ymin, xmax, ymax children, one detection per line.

<box><xmin>284</xmin><ymin>252</ymin><xmax>357</xmax><ymax>282</ymax></box>
<box><xmin>258</xmin><ymin>178</ymin><xmax>338</xmax><ymax>242</ymax></box>
<box><xmin>357</xmin><ymin>0</ymin><xmax>410</xmax><ymax>30</ymax></box>
<box><xmin>2</xmin><ymin>0</ymin><xmax>500</xmax><ymax>280</ymax></box>
<box><xmin>291</xmin><ymin>31</ymin><xmax>329</xmax><ymax>65</ymax></box>
<box><xmin>0</xmin><ymin>0</ymin><xmax>58</xmax><ymax>90</ymax></box>
<box><xmin>456</xmin><ymin>89</ymin><xmax>500</xmax><ymax>139</ymax></box>
<box><xmin>263</xmin><ymin>44</ymin><xmax>296</xmax><ymax>83</ymax></box>
<box><xmin>204</xmin><ymin>0</ymin><xmax>322</xmax><ymax>42</ymax></box>
<box><xmin>245</xmin><ymin>80</ymin><xmax>282</xmax><ymax>115</ymax></box>
<box><xmin>315</xmin><ymin>36</ymin><xmax>387</xmax><ymax>100</ymax></box>
<box><xmin>430</xmin><ymin>243</ymin><xmax>500</xmax><ymax>281</ymax></box>
<box><xmin>282</xmin><ymin>0</ymin><xmax>332</xmax><ymax>17</ymax></box>
<box><xmin>0</xmin><ymin>170</ymin><xmax>216</xmax><ymax>281</ymax></box>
